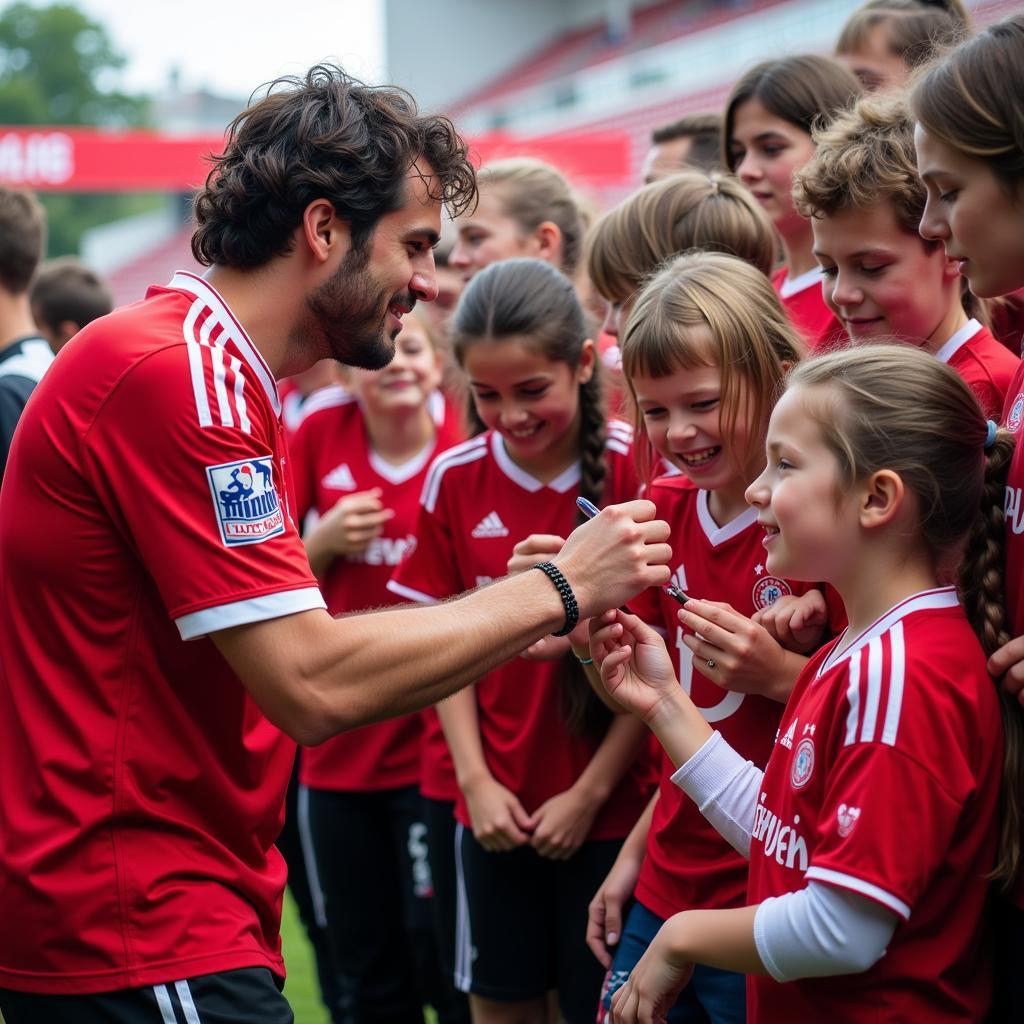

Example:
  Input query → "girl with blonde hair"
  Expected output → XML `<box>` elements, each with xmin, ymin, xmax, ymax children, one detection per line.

<box><xmin>586</xmin><ymin>251</ymin><xmax>828</xmax><ymax>1024</ymax></box>
<box><xmin>596</xmin><ymin>344</ymin><xmax>1011</xmax><ymax>1023</ymax></box>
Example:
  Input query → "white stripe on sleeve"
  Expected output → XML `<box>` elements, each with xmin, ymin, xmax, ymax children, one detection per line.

<box><xmin>175</xmin><ymin>587</ymin><xmax>326</xmax><ymax>640</ymax></box>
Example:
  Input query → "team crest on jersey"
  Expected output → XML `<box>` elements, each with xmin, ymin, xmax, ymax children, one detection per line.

<box><xmin>206</xmin><ymin>457</ymin><xmax>285</xmax><ymax>547</ymax></box>
<box><xmin>1008</xmin><ymin>393</ymin><xmax>1024</xmax><ymax>433</ymax></box>
<box><xmin>790</xmin><ymin>737</ymin><xmax>815</xmax><ymax>789</ymax></box>
<box><xmin>837</xmin><ymin>803</ymin><xmax>861</xmax><ymax>838</ymax></box>
<box><xmin>752</xmin><ymin>575</ymin><xmax>792</xmax><ymax>609</ymax></box>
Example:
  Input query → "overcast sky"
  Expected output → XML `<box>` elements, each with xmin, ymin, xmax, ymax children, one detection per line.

<box><xmin>72</xmin><ymin>0</ymin><xmax>385</xmax><ymax>99</ymax></box>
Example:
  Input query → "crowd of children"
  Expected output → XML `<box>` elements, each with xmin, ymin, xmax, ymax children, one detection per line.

<box><xmin>272</xmin><ymin>3</ymin><xmax>1024</xmax><ymax>1023</ymax></box>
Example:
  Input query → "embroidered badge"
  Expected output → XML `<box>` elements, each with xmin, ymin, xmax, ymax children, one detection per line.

<box><xmin>752</xmin><ymin>575</ymin><xmax>792</xmax><ymax>609</ymax></box>
<box><xmin>206</xmin><ymin>457</ymin><xmax>285</xmax><ymax>547</ymax></box>
<box><xmin>837</xmin><ymin>803</ymin><xmax>861</xmax><ymax>838</ymax></box>
<box><xmin>791</xmin><ymin>737</ymin><xmax>815</xmax><ymax>789</ymax></box>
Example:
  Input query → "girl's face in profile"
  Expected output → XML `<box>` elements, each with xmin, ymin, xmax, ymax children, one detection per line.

<box><xmin>916</xmin><ymin>124</ymin><xmax>1024</xmax><ymax>299</ymax></box>
<box><xmin>746</xmin><ymin>385</ymin><xmax>854</xmax><ymax>584</ymax></box>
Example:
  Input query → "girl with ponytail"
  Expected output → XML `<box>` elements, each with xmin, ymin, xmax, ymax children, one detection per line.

<box><xmin>592</xmin><ymin>344</ymin><xmax>1011</xmax><ymax>1023</ymax></box>
<box><xmin>388</xmin><ymin>258</ymin><xmax>652</xmax><ymax>1024</ymax></box>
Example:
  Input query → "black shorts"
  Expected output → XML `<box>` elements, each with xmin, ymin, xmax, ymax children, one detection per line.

<box><xmin>454</xmin><ymin>823</ymin><xmax>621</xmax><ymax>1024</ymax></box>
<box><xmin>0</xmin><ymin>967</ymin><xmax>292</xmax><ymax>1024</ymax></box>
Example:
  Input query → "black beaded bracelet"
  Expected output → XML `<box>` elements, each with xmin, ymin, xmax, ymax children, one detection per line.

<box><xmin>532</xmin><ymin>561</ymin><xmax>580</xmax><ymax>637</ymax></box>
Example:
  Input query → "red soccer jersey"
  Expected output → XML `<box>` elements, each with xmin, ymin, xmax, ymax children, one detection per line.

<box><xmin>290</xmin><ymin>389</ymin><xmax>462</xmax><ymax>792</ymax></box>
<box><xmin>938</xmin><ymin>318</ymin><xmax>1020</xmax><ymax>420</ymax></box>
<box><xmin>772</xmin><ymin>266</ymin><xmax>845</xmax><ymax>353</ymax></box>
<box><xmin>0</xmin><ymin>272</ymin><xmax>326</xmax><ymax>994</ymax></box>
<box><xmin>627</xmin><ymin>478</ymin><xmax>820</xmax><ymax>920</ymax></box>
<box><xmin>1002</xmin><ymin>367</ymin><xmax>1024</xmax><ymax>647</ymax></box>
<box><xmin>748</xmin><ymin>588</ymin><xmax>1000</xmax><ymax>1022</ymax></box>
<box><xmin>990</xmin><ymin>288</ymin><xmax>1024</xmax><ymax>355</ymax></box>
<box><xmin>388</xmin><ymin>423</ymin><xmax>651</xmax><ymax>838</ymax></box>
<box><xmin>1002</xmin><ymin>368</ymin><xmax>1024</xmax><ymax>907</ymax></box>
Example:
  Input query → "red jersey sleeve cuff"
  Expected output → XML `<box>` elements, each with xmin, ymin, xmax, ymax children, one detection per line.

<box><xmin>175</xmin><ymin>587</ymin><xmax>327</xmax><ymax>640</ymax></box>
<box><xmin>804</xmin><ymin>865</ymin><xmax>911</xmax><ymax>921</ymax></box>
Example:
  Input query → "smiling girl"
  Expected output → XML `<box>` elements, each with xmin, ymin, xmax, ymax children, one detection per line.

<box><xmin>723</xmin><ymin>56</ymin><xmax>861</xmax><ymax>350</ymax></box>
<box><xmin>588</xmin><ymin>252</ymin><xmax>828</xmax><ymax>1024</ymax></box>
<box><xmin>388</xmin><ymin>259</ymin><xmax>653</xmax><ymax>1024</ymax></box>
<box><xmin>592</xmin><ymin>344</ymin><xmax>1012</xmax><ymax>1023</ymax></box>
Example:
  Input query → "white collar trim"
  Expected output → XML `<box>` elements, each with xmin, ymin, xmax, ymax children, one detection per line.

<box><xmin>368</xmin><ymin>439</ymin><xmax>437</xmax><ymax>485</ymax></box>
<box><xmin>168</xmin><ymin>270</ymin><xmax>280</xmax><ymax>415</ymax></box>
<box><xmin>696</xmin><ymin>488</ymin><xmax>758</xmax><ymax>546</ymax></box>
<box><xmin>490</xmin><ymin>430</ymin><xmax>580</xmax><ymax>493</ymax></box>
<box><xmin>817</xmin><ymin>586</ymin><xmax>959</xmax><ymax>677</ymax></box>
<box><xmin>778</xmin><ymin>266</ymin><xmax>825</xmax><ymax>299</ymax></box>
<box><xmin>934</xmin><ymin>318</ymin><xmax>983</xmax><ymax>365</ymax></box>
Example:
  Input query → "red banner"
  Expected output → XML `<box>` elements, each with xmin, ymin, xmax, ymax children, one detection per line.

<box><xmin>0</xmin><ymin>126</ymin><xmax>631</xmax><ymax>192</ymax></box>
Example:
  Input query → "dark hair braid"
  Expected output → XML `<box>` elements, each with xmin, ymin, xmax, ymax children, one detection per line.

<box><xmin>575</xmin><ymin>367</ymin><xmax>607</xmax><ymax>525</ymax></box>
<box><xmin>958</xmin><ymin>429</ymin><xmax>1023</xmax><ymax>890</ymax></box>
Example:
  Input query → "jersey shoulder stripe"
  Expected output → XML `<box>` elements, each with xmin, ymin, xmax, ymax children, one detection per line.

<box><xmin>842</xmin><ymin>622</ymin><xmax>906</xmax><ymax>748</ymax></box>
<box><xmin>422</xmin><ymin>435</ymin><xmax>489</xmax><ymax>513</ymax></box>
<box><xmin>295</xmin><ymin>385</ymin><xmax>356</xmax><ymax>424</ymax></box>
<box><xmin>607</xmin><ymin>418</ymin><xmax>634</xmax><ymax>441</ymax></box>
<box><xmin>183</xmin><ymin>299</ymin><xmax>251</xmax><ymax>434</ymax></box>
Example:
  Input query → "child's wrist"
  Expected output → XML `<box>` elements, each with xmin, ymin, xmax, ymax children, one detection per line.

<box><xmin>648</xmin><ymin>691</ymin><xmax>713</xmax><ymax>766</ymax></box>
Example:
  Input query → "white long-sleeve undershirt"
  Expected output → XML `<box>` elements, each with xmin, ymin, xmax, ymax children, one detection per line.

<box><xmin>670</xmin><ymin>731</ymin><xmax>897</xmax><ymax>981</ymax></box>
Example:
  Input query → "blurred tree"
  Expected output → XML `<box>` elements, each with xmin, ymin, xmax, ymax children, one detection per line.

<box><xmin>0</xmin><ymin>2</ymin><xmax>147</xmax><ymax>125</ymax></box>
<box><xmin>0</xmin><ymin>1</ymin><xmax>159</xmax><ymax>255</ymax></box>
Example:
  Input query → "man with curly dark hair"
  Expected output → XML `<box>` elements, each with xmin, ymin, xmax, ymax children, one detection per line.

<box><xmin>0</xmin><ymin>65</ymin><xmax>671</xmax><ymax>1023</ymax></box>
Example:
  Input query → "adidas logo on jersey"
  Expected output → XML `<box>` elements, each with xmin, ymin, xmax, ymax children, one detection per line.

<box><xmin>322</xmin><ymin>463</ymin><xmax>356</xmax><ymax>490</ymax></box>
<box><xmin>779</xmin><ymin>718</ymin><xmax>796</xmax><ymax>750</ymax></box>
<box><xmin>471</xmin><ymin>512</ymin><xmax>509</xmax><ymax>539</ymax></box>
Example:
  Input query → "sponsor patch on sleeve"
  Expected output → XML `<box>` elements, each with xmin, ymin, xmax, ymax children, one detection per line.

<box><xmin>206</xmin><ymin>456</ymin><xmax>285</xmax><ymax>547</ymax></box>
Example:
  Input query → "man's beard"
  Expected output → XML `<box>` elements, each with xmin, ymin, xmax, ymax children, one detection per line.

<box><xmin>302</xmin><ymin>243</ymin><xmax>414</xmax><ymax>371</ymax></box>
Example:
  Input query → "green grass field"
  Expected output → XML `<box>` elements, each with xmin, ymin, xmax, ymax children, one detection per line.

<box><xmin>280</xmin><ymin>890</ymin><xmax>330</xmax><ymax>1024</ymax></box>
<box><xmin>280</xmin><ymin>896</ymin><xmax>438</xmax><ymax>1024</ymax></box>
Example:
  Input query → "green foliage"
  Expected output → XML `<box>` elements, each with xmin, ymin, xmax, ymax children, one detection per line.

<box><xmin>0</xmin><ymin>2</ymin><xmax>160</xmax><ymax>256</ymax></box>
<box><xmin>0</xmin><ymin>2</ymin><xmax>147</xmax><ymax>126</ymax></box>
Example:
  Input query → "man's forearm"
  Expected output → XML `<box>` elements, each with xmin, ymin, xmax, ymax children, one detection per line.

<box><xmin>218</xmin><ymin>569</ymin><xmax>566</xmax><ymax>744</ymax></box>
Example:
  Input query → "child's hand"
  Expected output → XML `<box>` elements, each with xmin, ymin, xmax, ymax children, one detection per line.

<box><xmin>590</xmin><ymin>610</ymin><xmax>679</xmax><ymax>721</ymax></box>
<box><xmin>311</xmin><ymin>488</ymin><xmax>394</xmax><ymax>557</ymax></box>
<box><xmin>988</xmin><ymin>635</ymin><xmax>1024</xmax><ymax>707</ymax></box>
<box><xmin>519</xmin><ymin>617</ymin><xmax>591</xmax><ymax>660</ymax></box>
<box><xmin>752</xmin><ymin>590</ymin><xmax>827</xmax><ymax>653</ymax></box>
<box><xmin>679</xmin><ymin>599</ymin><xmax>792</xmax><ymax>699</ymax></box>
<box><xmin>507</xmin><ymin>533</ymin><xmax>566</xmax><ymax>576</ymax></box>
<box><xmin>462</xmin><ymin>775</ymin><xmax>533</xmax><ymax>851</ymax></box>
<box><xmin>588</xmin><ymin>851</ymin><xmax>644</xmax><ymax>967</ymax></box>
<box><xmin>609</xmin><ymin>915</ymin><xmax>694</xmax><ymax>1023</ymax></box>
<box><xmin>528</xmin><ymin>787</ymin><xmax>598</xmax><ymax>860</ymax></box>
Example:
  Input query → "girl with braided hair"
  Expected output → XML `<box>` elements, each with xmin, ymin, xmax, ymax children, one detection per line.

<box><xmin>388</xmin><ymin>258</ymin><xmax>653</xmax><ymax>1024</ymax></box>
<box><xmin>594</xmin><ymin>343</ymin><xmax>1011</xmax><ymax>1023</ymax></box>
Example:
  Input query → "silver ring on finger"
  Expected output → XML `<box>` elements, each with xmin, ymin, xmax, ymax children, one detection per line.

<box><xmin>706</xmin><ymin>658</ymin><xmax>716</xmax><ymax>669</ymax></box>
